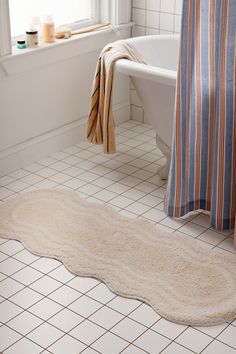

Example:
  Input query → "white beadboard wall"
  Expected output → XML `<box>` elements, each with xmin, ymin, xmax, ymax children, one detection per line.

<box><xmin>131</xmin><ymin>0</ymin><xmax>182</xmax><ymax>122</ymax></box>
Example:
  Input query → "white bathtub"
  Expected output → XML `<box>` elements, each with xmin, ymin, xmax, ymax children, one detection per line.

<box><xmin>115</xmin><ymin>35</ymin><xmax>179</xmax><ymax>178</ymax></box>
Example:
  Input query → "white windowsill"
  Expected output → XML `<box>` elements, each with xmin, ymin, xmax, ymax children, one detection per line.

<box><xmin>0</xmin><ymin>22</ymin><xmax>133</xmax><ymax>76</ymax></box>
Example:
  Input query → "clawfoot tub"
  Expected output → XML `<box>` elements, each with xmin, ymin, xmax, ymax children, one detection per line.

<box><xmin>115</xmin><ymin>35</ymin><xmax>179</xmax><ymax>179</ymax></box>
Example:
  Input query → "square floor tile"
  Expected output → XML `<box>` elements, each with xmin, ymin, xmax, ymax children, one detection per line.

<box><xmin>176</xmin><ymin>327</ymin><xmax>212</xmax><ymax>353</ymax></box>
<box><xmin>121</xmin><ymin>188</ymin><xmax>146</xmax><ymax>201</ymax></box>
<box><xmin>89</xmin><ymin>306</ymin><xmax>124</xmax><ymax>330</ymax></box>
<box><xmin>0</xmin><ymin>240</ymin><xmax>24</xmax><ymax>256</ymax></box>
<box><xmin>82</xmin><ymin>348</ymin><xmax>100</xmax><ymax>354</ymax></box>
<box><xmin>191</xmin><ymin>213</ymin><xmax>210</xmax><ymax>228</ymax></box>
<box><xmin>77</xmin><ymin>160</ymin><xmax>97</xmax><ymax>170</ymax></box>
<box><xmin>48</xmin><ymin>334</ymin><xmax>86</xmax><ymax>354</ymax></box>
<box><xmin>28</xmin><ymin>297</ymin><xmax>63</xmax><ymax>320</ymax></box>
<box><xmin>70</xmin><ymin>320</ymin><xmax>106</xmax><ymax>345</ymax></box>
<box><xmin>35</xmin><ymin>179</ymin><xmax>58</xmax><ymax>189</ymax></box>
<box><xmin>48</xmin><ymin>285</ymin><xmax>82</xmax><ymax>306</ymax></box>
<box><xmin>51</xmin><ymin>151</ymin><xmax>69</xmax><ymax>160</ymax></box>
<box><xmin>78</xmin><ymin>184</ymin><xmax>102</xmax><ymax>196</ymax></box>
<box><xmin>126</xmin><ymin>202</ymin><xmax>151</xmax><ymax>215</ymax></box>
<box><xmin>142</xmin><ymin>208</ymin><xmax>166</xmax><ymax>223</ymax></box>
<box><xmin>135</xmin><ymin>181</ymin><xmax>157</xmax><ymax>194</ymax></box>
<box><xmin>64</xmin><ymin>145</ymin><xmax>81</xmax><ymax>154</ymax></box>
<box><xmin>218</xmin><ymin>237</ymin><xmax>236</xmax><ymax>254</ymax></box>
<box><xmin>152</xmin><ymin>318</ymin><xmax>187</xmax><ymax>340</ymax></box>
<box><xmin>92</xmin><ymin>177</ymin><xmax>114</xmax><ymax>188</ymax></box>
<box><xmin>134</xmin><ymin>329</ymin><xmax>171</xmax><ymax>354</ymax></box>
<box><xmin>48</xmin><ymin>308</ymin><xmax>84</xmax><ymax>332</ymax></box>
<box><xmin>194</xmin><ymin>323</ymin><xmax>228</xmax><ymax>338</ymax></box>
<box><xmin>20</xmin><ymin>174</ymin><xmax>44</xmax><ymax>185</ymax></box>
<box><xmin>0</xmin><ymin>325</ymin><xmax>22</xmax><ymax>352</ymax></box>
<box><xmin>48</xmin><ymin>265</ymin><xmax>75</xmax><ymax>283</ymax></box>
<box><xmin>122</xmin><ymin>345</ymin><xmax>147</xmax><ymax>354</ymax></box>
<box><xmin>217</xmin><ymin>325</ymin><xmax>236</xmax><ymax>349</ymax></box>
<box><xmin>0</xmin><ymin>233</ymin><xmax>6</xmax><ymax>240</ymax></box>
<box><xmin>0</xmin><ymin>277</ymin><xmax>24</xmax><ymax>298</ymax></box>
<box><xmin>0</xmin><ymin>257</ymin><xmax>25</xmax><ymax>276</ymax></box>
<box><xmin>14</xmin><ymin>249</ymin><xmax>39</xmax><ymax>265</ymax></box>
<box><xmin>11</xmin><ymin>266</ymin><xmax>42</xmax><ymax>285</ymax></box>
<box><xmin>30</xmin><ymin>257</ymin><xmax>60</xmax><ymax>273</ymax></box>
<box><xmin>24</xmin><ymin>163</ymin><xmax>43</xmax><ymax>173</ymax></box>
<box><xmin>0</xmin><ymin>175</ymin><xmax>15</xmax><ymax>186</ymax></box>
<box><xmin>4</xmin><ymin>337</ymin><xmax>42</xmax><ymax>354</ymax></box>
<box><xmin>51</xmin><ymin>161</ymin><xmax>70</xmax><ymax>172</ymax></box>
<box><xmin>160</xmin><ymin>217</ymin><xmax>187</xmax><ymax>230</ymax></box>
<box><xmin>10</xmin><ymin>287</ymin><xmax>43</xmax><ymax>309</ymax></box>
<box><xmin>7</xmin><ymin>181</ymin><xmax>29</xmax><ymax>192</ymax></box>
<box><xmin>110</xmin><ymin>196</ymin><xmax>134</xmax><ymax>208</ymax></box>
<box><xmin>162</xmin><ymin>342</ymin><xmax>194</xmax><ymax>354</ymax></box>
<box><xmin>27</xmin><ymin>323</ymin><xmax>64</xmax><ymax>348</ymax></box>
<box><xmin>87</xmin><ymin>283</ymin><xmax>116</xmax><ymax>304</ymax></box>
<box><xmin>7</xmin><ymin>311</ymin><xmax>43</xmax><ymax>335</ymax></box>
<box><xmin>128</xmin><ymin>303</ymin><xmax>161</xmax><ymax>327</ymax></box>
<box><xmin>0</xmin><ymin>272</ymin><xmax>7</xmax><ymax>281</ymax></box>
<box><xmin>0</xmin><ymin>188</ymin><xmax>16</xmax><ymax>200</ymax></box>
<box><xmin>0</xmin><ymin>251</ymin><xmax>8</xmax><ymax>262</ymax></box>
<box><xmin>111</xmin><ymin>317</ymin><xmax>146</xmax><ymax>342</ymax></box>
<box><xmin>64</xmin><ymin>178</ymin><xmax>86</xmax><ymax>190</ymax></box>
<box><xmin>93</xmin><ymin>190</ymin><xmax>117</xmax><ymax>202</ymax></box>
<box><xmin>64</xmin><ymin>166</ymin><xmax>86</xmax><ymax>177</ymax></box>
<box><xmin>107</xmin><ymin>296</ymin><xmax>140</xmax><ymax>315</ymax></box>
<box><xmin>49</xmin><ymin>172</ymin><xmax>72</xmax><ymax>183</ymax></box>
<box><xmin>29</xmin><ymin>275</ymin><xmax>62</xmax><ymax>296</ymax></box>
<box><xmin>67</xmin><ymin>277</ymin><xmax>100</xmax><ymax>293</ymax></box>
<box><xmin>178</xmin><ymin>222</ymin><xmax>206</xmax><ymax>238</ymax></box>
<box><xmin>9</xmin><ymin>169</ymin><xmax>29</xmax><ymax>179</ymax></box>
<box><xmin>68</xmin><ymin>295</ymin><xmax>103</xmax><ymax>318</ymax></box>
<box><xmin>36</xmin><ymin>167</ymin><xmax>57</xmax><ymax>178</ymax></box>
<box><xmin>0</xmin><ymin>300</ymin><xmax>23</xmax><ymax>323</ymax></box>
<box><xmin>63</xmin><ymin>155</ymin><xmax>82</xmax><ymax>165</ymax></box>
<box><xmin>37</xmin><ymin>157</ymin><xmax>57</xmax><ymax>166</ymax></box>
<box><xmin>201</xmin><ymin>340</ymin><xmax>236</xmax><ymax>354</ymax></box>
<box><xmin>107</xmin><ymin>182</ymin><xmax>130</xmax><ymax>194</ymax></box>
<box><xmin>92</xmin><ymin>332</ymin><xmax>128</xmax><ymax>354</ymax></box>
<box><xmin>197</xmin><ymin>229</ymin><xmax>227</xmax><ymax>246</ymax></box>
<box><xmin>79</xmin><ymin>172</ymin><xmax>99</xmax><ymax>182</ymax></box>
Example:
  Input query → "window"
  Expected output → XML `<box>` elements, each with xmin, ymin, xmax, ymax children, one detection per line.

<box><xmin>9</xmin><ymin>0</ymin><xmax>99</xmax><ymax>38</ymax></box>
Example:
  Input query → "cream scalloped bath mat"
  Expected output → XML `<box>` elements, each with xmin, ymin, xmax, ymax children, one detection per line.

<box><xmin>0</xmin><ymin>189</ymin><xmax>236</xmax><ymax>326</ymax></box>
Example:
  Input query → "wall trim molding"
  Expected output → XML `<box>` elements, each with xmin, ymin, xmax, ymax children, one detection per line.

<box><xmin>0</xmin><ymin>101</ymin><xmax>130</xmax><ymax>176</ymax></box>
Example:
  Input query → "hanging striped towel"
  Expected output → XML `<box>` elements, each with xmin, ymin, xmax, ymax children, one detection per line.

<box><xmin>87</xmin><ymin>40</ymin><xmax>146</xmax><ymax>154</ymax></box>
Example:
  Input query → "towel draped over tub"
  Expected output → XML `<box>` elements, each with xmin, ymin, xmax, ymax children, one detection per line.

<box><xmin>87</xmin><ymin>40</ymin><xmax>145</xmax><ymax>154</ymax></box>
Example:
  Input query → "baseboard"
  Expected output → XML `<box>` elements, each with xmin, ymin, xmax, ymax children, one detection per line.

<box><xmin>0</xmin><ymin>101</ymin><xmax>130</xmax><ymax>177</ymax></box>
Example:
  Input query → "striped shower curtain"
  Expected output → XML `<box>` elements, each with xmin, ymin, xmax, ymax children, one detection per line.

<box><xmin>165</xmin><ymin>1</ymin><xmax>236</xmax><ymax>239</ymax></box>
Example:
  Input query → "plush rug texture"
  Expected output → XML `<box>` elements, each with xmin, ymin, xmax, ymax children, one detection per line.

<box><xmin>0</xmin><ymin>189</ymin><xmax>236</xmax><ymax>326</ymax></box>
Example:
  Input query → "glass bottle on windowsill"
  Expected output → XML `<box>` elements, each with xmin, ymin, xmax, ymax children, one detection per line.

<box><xmin>43</xmin><ymin>15</ymin><xmax>55</xmax><ymax>43</ymax></box>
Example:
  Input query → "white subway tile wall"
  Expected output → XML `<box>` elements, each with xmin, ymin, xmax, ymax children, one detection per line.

<box><xmin>131</xmin><ymin>0</ymin><xmax>182</xmax><ymax>122</ymax></box>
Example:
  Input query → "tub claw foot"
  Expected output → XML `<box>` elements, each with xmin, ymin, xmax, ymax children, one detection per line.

<box><xmin>156</xmin><ymin>135</ymin><xmax>171</xmax><ymax>180</ymax></box>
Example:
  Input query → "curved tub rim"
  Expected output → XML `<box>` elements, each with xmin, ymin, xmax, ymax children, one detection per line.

<box><xmin>115</xmin><ymin>34</ymin><xmax>178</xmax><ymax>86</ymax></box>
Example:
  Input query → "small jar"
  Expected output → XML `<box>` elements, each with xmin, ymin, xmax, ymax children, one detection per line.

<box><xmin>30</xmin><ymin>16</ymin><xmax>42</xmax><ymax>43</ymax></box>
<box><xmin>17</xmin><ymin>40</ymin><xmax>27</xmax><ymax>49</ymax></box>
<box><xmin>26</xmin><ymin>30</ymin><xmax>39</xmax><ymax>48</ymax></box>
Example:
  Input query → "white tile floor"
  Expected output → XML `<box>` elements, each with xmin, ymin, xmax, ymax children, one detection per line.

<box><xmin>0</xmin><ymin>120</ymin><xmax>235</xmax><ymax>354</ymax></box>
